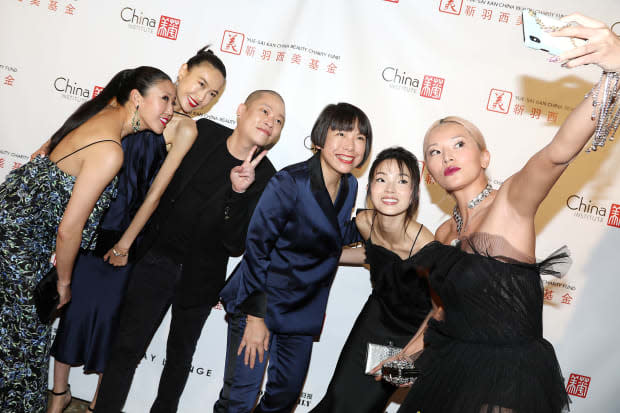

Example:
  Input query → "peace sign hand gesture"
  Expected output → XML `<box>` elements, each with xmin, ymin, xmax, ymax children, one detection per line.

<box><xmin>230</xmin><ymin>145</ymin><xmax>268</xmax><ymax>193</ymax></box>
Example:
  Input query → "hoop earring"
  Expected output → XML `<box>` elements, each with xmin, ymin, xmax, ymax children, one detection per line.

<box><xmin>131</xmin><ymin>105</ymin><xmax>141</xmax><ymax>133</ymax></box>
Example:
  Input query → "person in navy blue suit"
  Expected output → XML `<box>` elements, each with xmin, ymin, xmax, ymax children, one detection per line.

<box><xmin>215</xmin><ymin>102</ymin><xmax>373</xmax><ymax>413</ymax></box>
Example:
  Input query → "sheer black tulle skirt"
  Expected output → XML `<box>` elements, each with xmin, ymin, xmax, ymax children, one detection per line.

<box><xmin>397</xmin><ymin>323</ymin><xmax>570</xmax><ymax>413</ymax></box>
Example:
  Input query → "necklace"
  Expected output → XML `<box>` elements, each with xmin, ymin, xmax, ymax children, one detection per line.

<box><xmin>173</xmin><ymin>110</ymin><xmax>192</xmax><ymax>118</ymax></box>
<box><xmin>452</xmin><ymin>184</ymin><xmax>493</xmax><ymax>235</ymax></box>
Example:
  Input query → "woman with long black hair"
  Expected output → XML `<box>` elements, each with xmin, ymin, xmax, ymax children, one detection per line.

<box><xmin>0</xmin><ymin>66</ymin><xmax>174</xmax><ymax>412</ymax></box>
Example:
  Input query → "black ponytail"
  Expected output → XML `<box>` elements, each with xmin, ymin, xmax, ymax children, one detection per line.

<box><xmin>48</xmin><ymin>66</ymin><xmax>171</xmax><ymax>152</ymax></box>
<box><xmin>186</xmin><ymin>45</ymin><xmax>226</xmax><ymax>78</ymax></box>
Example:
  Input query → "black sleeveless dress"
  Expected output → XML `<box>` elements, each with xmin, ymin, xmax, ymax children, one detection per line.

<box><xmin>398</xmin><ymin>237</ymin><xmax>570</xmax><ymax>413</ymax></box>
<box><xmin>312</xmin><ymin>221</ymin><xmax>432</xmax><ymax>412</ymax></box>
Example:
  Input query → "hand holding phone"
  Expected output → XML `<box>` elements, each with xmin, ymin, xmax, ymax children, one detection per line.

<box><xmin>522</xmin><ymin>9</ymin><xmax>586</xmax><ymax>56</ymax></box>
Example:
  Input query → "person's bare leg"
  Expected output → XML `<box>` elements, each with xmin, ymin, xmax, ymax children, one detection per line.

<box><xmin>47</xmin><ymin>360</ymin><xmax>71</xmax><ymax>413</ymax></box>
<box><xmin>87</xmin><ymin>374</ymin><xmax>103</xmax><ymax>411</ymax></box>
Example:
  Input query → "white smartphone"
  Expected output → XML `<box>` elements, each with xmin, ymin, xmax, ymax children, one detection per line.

<box><xmin>522</xmin><ymin>9</ymin><xmax>586</xmax><ymax>56</ymax></box>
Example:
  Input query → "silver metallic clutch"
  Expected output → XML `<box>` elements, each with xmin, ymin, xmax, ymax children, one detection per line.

<box><xmin>365</xmin><ymin>342</ymin><xmax>402</xmax><ymax>376</ymax></box>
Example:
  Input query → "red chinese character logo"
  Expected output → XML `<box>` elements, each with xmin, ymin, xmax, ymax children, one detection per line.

<box><xmin>30</xmin><ymin>0</ymin><xmax>40</xmax><ymax>6</ymax></box>
<box><xmin>326</xmin><ymin>63</ymin><xmax>337</xmax><ymax>74</ymax></box>
<box><xmin>0</xmin><ymin>158</ymin><xmax>4</xmax><ymax>168</ymax></box>
<box><xmin>291</xmin><ymin>54</ymin><xmax>302</xmax><ymax>64</ymax></box>
<box><xmin>220</xmin><ymin>30</ymin><xmax>245</xmax><ymax>55</ymax></box>
<box><xmin>482</xmin><ymin>9</ymin><xmax>493</xmax><ymax>20</ymax></box>
<box><xmin>543</xmin><ymin>289</ymin><xmax>553</xmax><ymax>301</ymax></box>
<box><xmin>48</xmin><ymin>0</ymin><xmax>57</xmax><ymax>11</ymax></box>
<box><xmin>420</xmin><ymin>75</ymin><xmax>445</xmax><ymax>100</ymax></box>
<box><xmin>64</xmin><ymin>3</ymin><xmax>74</xmax><ymax>14</ymax></box>
<box><xmin>608</xmin><ymin>203</ymin><xmax>620</xmax><ymax>228</ymax></box>
<box><xmin>92</xmin><ymin>86</ymin><xmax>104</xmax><ymax>99</ymax></box>
<box><xmin>486</xmin><ymin>89</ymin><xmax>512</xmax><ymax>114</ymax></box>
<box><xmin>157</xmin><ymin>16</ymin><xmax>181</xmax><ymax>40</ymax></box>
<box><xmin>498</xmin><ymin>12</ymin><xmax>510</xmax><ymax>23</ymax></box>
<box><xmin>12</xmin><ymin>162</ymin><xmax>22</xmax><ymax>170</ymax></box>
<box><xmin>245</xmin><ymin>46</ymin><xmax>256</xmax><ymax>57</ymax></box>
<box><xmin>439</xmin><ymin>0</ymin><xmax>462</xmax><ymax>15</ymax></box>
<box><xmin>566</xmin><ymin>373</ymin><xmax>591</xmax><ymax>398</ymax></box>
<box><xmin>547</xmin><ymin>111</ymin><xmax>558</xmax><ymax>123</ymax></box>
<box><xmin>4</xmin><ymin>75</ymin><xmax>15</xmax><ymax>86</ymax></box>
<box><xmin>261</xmin><ymin>50</ymin><xmax>271</xmax><ymax>61</ymax></box>
<box><xmin>465</xmin><ymin>6</ymin><xmax>476</xmax><ymax>16</ymax></box>
<box><xmin>513</xmin><ymin>104</ymin><xmax>525</xmax><ymax>116</ymax></box>
<box><xmin>276</xmin><ymin>51</ymin><xmax>285</xmax><ymax>62</ymax></box>
<box><xmin>561</xmin><ymin>293</ymin><xmax>573</xmax><ymax>304</ymax></box>
<box><xmin>530</xmin><ymin>108</ymin><xmax>541</xmax><ymax>119</ymax></box>
<box><xmin>309</xmin><ymin>59</ymin><xmax>319</xmax><ymax>70</ymax></box>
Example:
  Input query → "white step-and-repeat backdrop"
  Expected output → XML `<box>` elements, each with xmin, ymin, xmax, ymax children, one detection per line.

<box><xmin>1</xmin><ymin>0</ymin><xmax>619</xmax><ymax>411</ymax></box>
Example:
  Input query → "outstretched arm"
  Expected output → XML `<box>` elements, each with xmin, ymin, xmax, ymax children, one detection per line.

<box><xmin>507</xmin><ymin>15</ymin><xmax>620</xmax><ymax>218</ymax></box>
<box><xmin>505</xmin><ymin>93</ymin><xmax>597</xmax><ymax>217</ymax></box>
<box><xmin>104</xmin><ymin>125</ymin><xmax>197</xmax><ymax>266</ymax></box>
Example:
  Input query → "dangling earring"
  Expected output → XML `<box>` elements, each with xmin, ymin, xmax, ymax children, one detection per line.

<box><xmin>131</xmin><ymin>105</ymin><xmax>141</xmax><ymax>133</ymax></box>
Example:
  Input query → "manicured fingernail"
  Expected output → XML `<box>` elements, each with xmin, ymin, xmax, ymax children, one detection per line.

<box><xmin>548</xmin><ymin>56</ymin><xmax>560</xmax><ymax>62</ymax></box>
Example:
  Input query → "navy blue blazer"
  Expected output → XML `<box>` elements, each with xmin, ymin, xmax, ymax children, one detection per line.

<box><xmin>220</xmin><ymin>153</ymin><xmax>361</xmax><ymax>336</ymax></box>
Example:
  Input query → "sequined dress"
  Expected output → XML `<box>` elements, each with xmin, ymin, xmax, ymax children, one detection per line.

<box><xmin>398</xmin><ymin>234</ymin><xmax>571</xmax><ymax>413</ymax></box>
<box><xmin>0</xmin><ymin>156</ymin><xmax>117</xmax><ymax>412</ymax></box>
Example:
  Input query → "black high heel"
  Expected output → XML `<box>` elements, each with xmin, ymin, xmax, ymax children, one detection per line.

<box><xmin>50</xmin><ymin>384</ymin><xmax>72</xmax><ymax>412</ymax></box>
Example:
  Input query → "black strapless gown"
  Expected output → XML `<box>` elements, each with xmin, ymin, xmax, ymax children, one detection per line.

<box><xmin>398</xmin><ymin>240</ymin><xmax>570</xmax><ymax>413</ymax></box>
<box><xmin>312</xmin><ymin>238</ymin><xmax>432</xmax><ymax>412</ymax></box>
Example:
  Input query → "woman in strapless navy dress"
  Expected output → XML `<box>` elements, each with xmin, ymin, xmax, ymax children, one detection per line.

<box><xmin>312</xmin><ymin>147</ymin><xmax>435</xmax><ymax>412</ymax></box>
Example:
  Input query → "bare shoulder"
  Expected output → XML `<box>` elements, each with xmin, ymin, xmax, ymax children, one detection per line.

<box><xmin>355</xmin><ymin>209</ymin><xmax>373</xmax><ymax>239</ymax></box>
<box><xmin>88</xmin><ymin>141</ymin><xmax>123</xmax><ymax>170</ymax></box>
<box><xmin>167</xmin><ymin>117</ymin><xmax>198</xmax><ymax>145</ymax></box>
<box><xmin>434</xmin><ymin>219</ymin><xmax>454</xmax><ymax>244</ymax></box>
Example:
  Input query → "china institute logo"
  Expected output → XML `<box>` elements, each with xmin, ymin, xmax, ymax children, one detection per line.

<box><xmin>566</xmin><ymin>373</ymin><xmax>591</xmax><ymax>398</ymax></box>
<box><xmin>221</xmin><ymin>30</ymin><xmax>245</xmax><ymax>55</ymax></box>
<box><xmin>487</xmin><ymin>89</ymin><xmax>512</xmax><ymax>114</ymax></box>
<box><xmin>120</xmin><ymin>7</ymin><xmax>181</xmax><ymax>40</ymax></box>
<box><xmin>381</xmin><ymin>67</ymin><xmax>445</xmax><ymax>99</ymax></box>
<box><xmin>439</xmin><ymin>0</ymin><xmax>463</xmax><ymax>15</ymax></box>
<box><xmin>566</xmin><ymin>195</ymin><xmax>620</xmax><ymax>228</ymax></box>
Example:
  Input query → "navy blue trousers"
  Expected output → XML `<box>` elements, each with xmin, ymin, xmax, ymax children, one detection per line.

<box><xmin>214</xmin><ymin>312</ymin><xmax>313</xmax><ymax>413</ymax></box>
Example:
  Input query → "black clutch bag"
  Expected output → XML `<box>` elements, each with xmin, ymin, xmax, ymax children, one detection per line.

<box><xmin>33</xmin><ymin>266</ymin><xmax>60</xmax><ymax>324</ymax></box>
